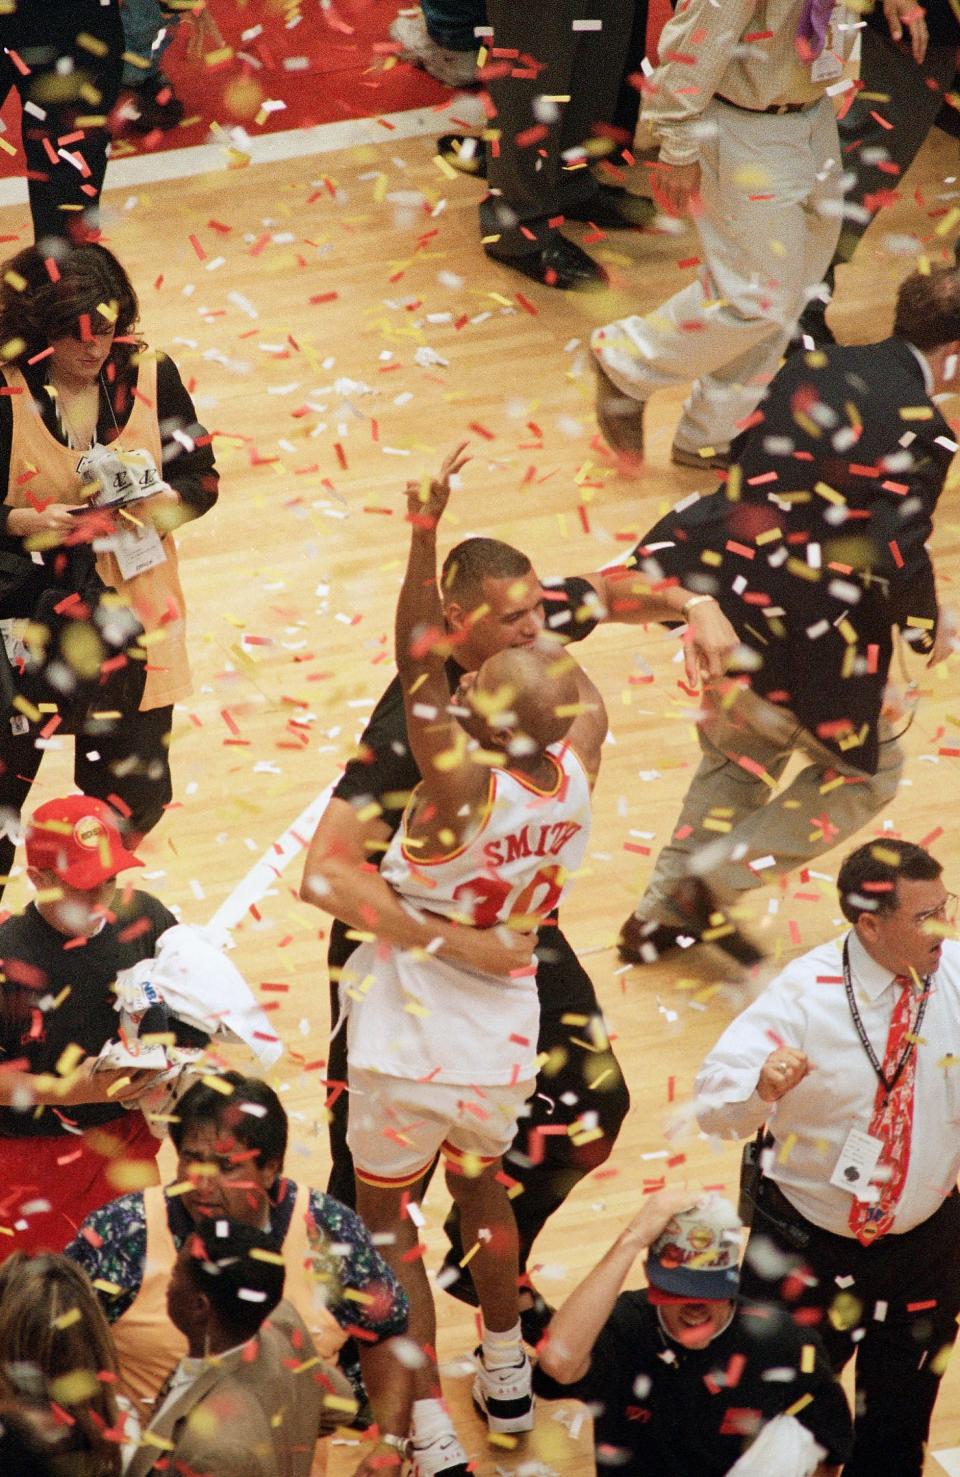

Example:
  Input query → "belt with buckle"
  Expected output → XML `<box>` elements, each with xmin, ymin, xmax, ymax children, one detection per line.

<box><xmin>717</xmin><ymin>95</ymin><xmax>815</xmax><ymax>116</ymax></box>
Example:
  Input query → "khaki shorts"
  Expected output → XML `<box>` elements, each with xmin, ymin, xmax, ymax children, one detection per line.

<box><xmin>347</xmin><ymin>1068</ymin><xmax>536</xmax><ymax>1188</ymax></box>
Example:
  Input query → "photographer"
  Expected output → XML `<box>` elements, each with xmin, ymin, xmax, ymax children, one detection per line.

<box><xmin>0</xmin><ymin>243</ymin><xmax>218</xmax><ymax>888</ymax></box>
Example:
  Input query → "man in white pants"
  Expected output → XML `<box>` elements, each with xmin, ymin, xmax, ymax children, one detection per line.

<box><xmin>591</xmin><ymin>0</ymin><xmax>929</xmax><ymax>470</ymax></box>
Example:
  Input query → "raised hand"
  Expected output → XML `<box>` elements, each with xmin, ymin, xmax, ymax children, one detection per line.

<box><xmin>621</xmin><ymin>1184</ymin><xmax>703</xmax><ymax>1252</ymax></box>
<box><xmin>404</xmin><ymin>442</ymin><xmax>471</xmax><ymax>530</ymax></box>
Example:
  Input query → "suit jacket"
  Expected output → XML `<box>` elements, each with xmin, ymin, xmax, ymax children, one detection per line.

<box><xmin>627</xmin><ymin>338</ymin><xmax>956</xmax><ymax>773</ymax></box>
<box><xmin>126</xmin><ymin>1300</ymin><xmax>354</xmax><ymax>1477</ymax></box>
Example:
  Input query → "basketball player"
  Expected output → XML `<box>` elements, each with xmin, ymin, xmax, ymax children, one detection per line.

<box><xmin>311</xmin><ymin>445</ymin><xmax>607</xmax><ymax>1477</ymax></box>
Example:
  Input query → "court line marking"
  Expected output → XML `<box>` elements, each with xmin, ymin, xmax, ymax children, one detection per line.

<box><xmin>0</xmin><ymin>97</ymin><xmax>485</xmax><ymax>208</ymax></box>
<box><xmin>208</xmin><ymin>781</ymin><xmax>334</xmax><ymax>932</ymax></box>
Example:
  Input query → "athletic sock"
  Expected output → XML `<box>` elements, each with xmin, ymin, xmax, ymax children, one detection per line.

<box><xmin>481</xmin><ymin>1320</ymin><xmax>523</xmax><ymax>1370</ymax></box>
<box><xmin>411</xmin><ymin>1397</ymin><xmax>455</xmax><ymax>1444</ymax></box>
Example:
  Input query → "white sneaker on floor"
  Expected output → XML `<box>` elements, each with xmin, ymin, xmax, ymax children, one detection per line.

<box><xmin>410</xmin><ymin>1430</ymin><xmax>471</xmax><ymax>1477</ymax></box>
<box><xmin>388</xmin><ymin>8</ymin><xmax>479</xmax><ymax>87</ymax></box>
<box><xmin>472</xmin><ymin>1352</ymin><xmax>535</xmax><ymax>1435</ymax></box>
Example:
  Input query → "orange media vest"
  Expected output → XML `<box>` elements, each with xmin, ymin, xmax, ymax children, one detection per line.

<box><xmin>3</xmin><ymin>353</ymin><xmax>191</xmax><ymax>709</ymax></box>
<box><xmin>113</xmin><ymin>1183</ymin><xmax>348</xmax><ymax>1477</ymax></box>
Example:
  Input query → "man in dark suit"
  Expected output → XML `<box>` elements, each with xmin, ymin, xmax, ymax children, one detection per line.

<box><xmin>478</xmin><ymin>0</ymin><xmax>644</xmax><ymax>289</ymax></box>
<box><xmin>590</xmin><ymin>266</ymin><xmax>960</xmax><ymax>964</ymax></box>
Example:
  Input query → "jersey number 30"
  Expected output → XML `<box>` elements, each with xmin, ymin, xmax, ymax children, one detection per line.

<box><xmin>452</xmin><ymin>866</ymin><xmax>565</xmax><ymax>928</ymax></box>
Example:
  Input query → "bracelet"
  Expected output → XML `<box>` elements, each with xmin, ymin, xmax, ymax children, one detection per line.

<box><xmin>681</xmin><ymin>593</ymin><xmax>717</xmax><ymax>617</ymax></box>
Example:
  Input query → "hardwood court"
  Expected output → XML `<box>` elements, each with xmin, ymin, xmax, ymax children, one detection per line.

<box><xmin>0</xmin><ymin>117</ymin><xmax>959</xmax><ymax>1472</ymax></box>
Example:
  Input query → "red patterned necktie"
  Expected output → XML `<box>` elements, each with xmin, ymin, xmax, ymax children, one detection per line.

<box><xmin>848</xmin><ymin>975</ymin><xmax>917</xmax><ymax>1245</ymax></box>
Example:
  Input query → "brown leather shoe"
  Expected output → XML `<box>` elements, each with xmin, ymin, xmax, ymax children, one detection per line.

<box><xmin>669</xmin><ymin>877</ymin><xmax>765</xmax><ymax>967</ymax></box>
<box><xmin>617</xmin><ymin>912</ymin><xmax>697</xmax><ymax>965</ymax></box>
<box><xmin>593</xmin><ymin>357</ymin><xmax>644</xmax><ymax>456</ymax></box>
<box><xmin>670</xmin><ymin>443</ymin><xmax>731</xmax><ymax>471</ymax></box>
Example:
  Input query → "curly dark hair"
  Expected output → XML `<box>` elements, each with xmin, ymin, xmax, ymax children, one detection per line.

<box><xmin>0</xmin><ymin>244</ymin><xmax>143</xmax><ymax>375</ymax></box>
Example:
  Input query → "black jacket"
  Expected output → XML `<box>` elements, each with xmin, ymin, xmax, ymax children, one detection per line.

<box><xmin>629</xmin><ymin>338</ymin><xmax>955</xmax><ymax>774</ymax></box>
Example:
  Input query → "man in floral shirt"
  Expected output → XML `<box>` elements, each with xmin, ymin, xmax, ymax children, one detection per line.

<box><xmin>67</xmin><ymin>1072</ymin><xmax>411</xmax><ymax>1467</ymax></box>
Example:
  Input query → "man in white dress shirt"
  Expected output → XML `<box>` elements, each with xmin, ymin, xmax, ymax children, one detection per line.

<box><xmin>695</xmin><ymin>838</ymin><xmax>960</xmax><ymax>1477</ymax></box>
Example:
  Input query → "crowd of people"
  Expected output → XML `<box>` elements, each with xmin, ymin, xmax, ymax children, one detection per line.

<box><xmin>0</xmin><ymin>0</ymin><xmax>958</xmax><ymax>1475</ymax></box>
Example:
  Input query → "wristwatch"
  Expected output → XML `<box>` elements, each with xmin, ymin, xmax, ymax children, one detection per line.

<box><xmin>681</xmin><ymin>593</ymin><xmax>717</xmax><ymax>617</ymax></box>
<box><xmin>378</xmin><ymin>1434</ymin><xmax>410</xmax><ymax>1458</ymax></box>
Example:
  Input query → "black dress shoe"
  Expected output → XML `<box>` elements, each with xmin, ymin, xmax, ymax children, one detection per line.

<box><xmin>487</xmin><ymin>234</ymin><xmax>607</xmax><ymax>290</ymax></box>
<box><xmin>440</xmin><ymin>1262</ymin><xmax>554</xmax><ymax>1346</ymax></box>
<box><xmin>519</xmin><ymin>1291</ymin><xmax>555</xmax><ymax>1349</ymax></box>
<box><xmin>123</xmin><ymin>74</ymin><xmax>185</xmax><ymax>134</ymax></box>
<box><xmin>564</xmin><ymin>188</ymin><xmax>655</xmax><ymax>230</ymax></box>
<box><xmin>439</xmin><ymin>132</ymin><xmax>487</xmax><ymax>176</ymax></box>
<box><xmin>670</xmin><ymin>443</ymin><xmax>730</xmax><ymax>471</ymax></box>
<box><xmin>439</xmin><ymin>135</ymin><xmax>653</xmax><ymax>228</ymax></box>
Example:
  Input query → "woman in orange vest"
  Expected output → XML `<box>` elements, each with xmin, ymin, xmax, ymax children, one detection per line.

<box><xmin>0</xmin><ymin>243</ymin><xmax>218</xmax><ymax>884</ymax></box>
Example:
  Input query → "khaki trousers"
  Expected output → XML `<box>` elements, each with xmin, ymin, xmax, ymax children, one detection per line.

<box><xmin>638</xmin><ymin>686</ymin><xmax>905</xmax><ymax>923</ymax></box>
<box><xmin>592</xmin><ymin>96</ymin><xmax>843</xmax><ymax>454</ymax></box>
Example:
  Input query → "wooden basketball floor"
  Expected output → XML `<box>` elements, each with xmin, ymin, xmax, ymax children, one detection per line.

<box><xmin>1</xmin><ymin>113</ymin><xmax>959</xmax><ymax>1473</ymax></box>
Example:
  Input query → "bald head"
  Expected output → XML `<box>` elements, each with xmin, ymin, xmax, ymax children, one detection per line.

<box><xmin>472</xmin><ymin>646</ymin><xmax>580</xmax><ymax>754</ymax></box>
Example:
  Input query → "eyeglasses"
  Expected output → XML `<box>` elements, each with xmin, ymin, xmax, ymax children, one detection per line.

<box><xmin>916</xmin><ymin>892</ymin><xmax>959</xmax><ymax>926</ymax></box>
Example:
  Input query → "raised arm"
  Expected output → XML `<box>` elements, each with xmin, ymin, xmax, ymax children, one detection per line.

<box><xmin>396</xmin><ymin>444</ymin><xmax>489</xmax><ymax>820</ymax></box>
<box><xmin>581</xmin><ymin>566</ymin><xmax>738</xmax><ymax>685</ymax></box>
<box><xmin>538</xmin><ymin>1186</ymin><xmax>698</xmax><ymax>1384</ymax></box>
<box><xmin>0</xmin><ymin>1057</ymin><xmax>160</xmax><ymax>1108</ymax></box>
<box><xmin>694</xmin><ymin>969</ymin><xmax>811</xmax><ymax>1139</ymax></box>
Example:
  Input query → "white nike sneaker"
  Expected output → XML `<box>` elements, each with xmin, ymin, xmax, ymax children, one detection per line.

<box><xmin>472</xmin><ymin>1352</ymin><xmax>535</xmax><ymax>1435</ymax></box>
<box><xmin>410</xmin><ymin>1429</ymin><xmax>471</xmax><ymax>1477</ymax></box>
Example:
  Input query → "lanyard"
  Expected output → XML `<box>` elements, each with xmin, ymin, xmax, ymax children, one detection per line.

<box><xmin>842</xmin><ymin>938</ymin><xmax>930</xmax><ymax>1098</ymax></box>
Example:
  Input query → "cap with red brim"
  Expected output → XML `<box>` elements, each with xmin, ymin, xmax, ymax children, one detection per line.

<box><xmin>25</xmin><ymin>796</ymin><xmax>144</xmax><ymax>889</ymax></box>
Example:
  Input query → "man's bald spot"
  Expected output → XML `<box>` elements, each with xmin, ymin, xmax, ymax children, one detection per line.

<box><xmin>478</xmin><ymin>646</ymin><xmax>580</xmax><ymax>750</ymax></box>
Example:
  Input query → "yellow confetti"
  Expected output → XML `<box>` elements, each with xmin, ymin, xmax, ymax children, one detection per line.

<box><xmin>49</xmin><ymin>1370</ymin><xmax>98</xmax><ymax>1404</ymax></box>
<box><xmin>200</xmin><ymin>1074</ymin><xmax>235</xmax><ymax>1096</ymax></box>
<box><xmin>250</xmin><ymin>1248</ymin><xmax>286</xmax><ymax>1267</ymax></box>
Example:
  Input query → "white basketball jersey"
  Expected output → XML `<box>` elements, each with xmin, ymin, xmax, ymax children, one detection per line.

<box><xmin>381</xmin><ymin>743</ymin><xmax>592</xmax><ymax>929</ymax></box>
<box><xmin>342</xmin><ymin>744</ymin><xmax>592</xmax><ymax>1086</ymax></box>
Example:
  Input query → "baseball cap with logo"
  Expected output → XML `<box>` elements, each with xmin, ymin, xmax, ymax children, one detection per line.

<box><xmin>645</xmin><ymin>1194</ymin><xmax>742</xmax><ymax>1304</ymax></box>
<box><xmin>25</xmin><ymin>796</ymin><xmax>144</xmax><ymax>889</ymax></box>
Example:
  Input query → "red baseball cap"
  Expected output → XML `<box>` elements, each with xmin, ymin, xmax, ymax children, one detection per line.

<box><xmin>25</xmin><ymin>796</ymin><xmax>144</xmax><ymax>889</ymax></box>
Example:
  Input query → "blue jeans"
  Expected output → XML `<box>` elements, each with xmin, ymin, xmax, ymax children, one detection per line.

<box><xmin>421</xmin><ymin>0</ymin><xmax>485</xmax><ymax>51</ymax></box>
<box><xmin>120</xmin><ymin>0</ymin><xmax>177</xmax><ymax>87</ymax></box>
